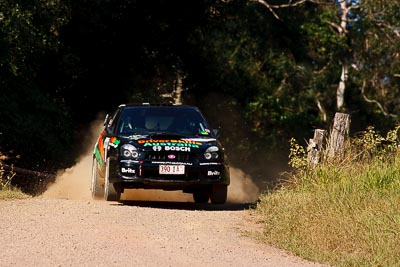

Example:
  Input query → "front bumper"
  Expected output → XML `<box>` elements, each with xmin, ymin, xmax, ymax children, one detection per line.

<box><xmin>108</xmin><ymin>157</ymin><xmax>230</xmax><ymax>191</ymax></box>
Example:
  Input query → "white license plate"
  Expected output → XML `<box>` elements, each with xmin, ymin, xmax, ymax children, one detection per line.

<box><xmin>159</xmin><ymin>165</ymin><xmax>185</xmax><ymax>175</ymax></box>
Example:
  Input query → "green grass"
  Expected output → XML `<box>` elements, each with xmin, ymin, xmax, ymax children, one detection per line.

<box><xmin>254</xmin><ymin>138</ymin><xmax>400</xmax><ymax>266</ymax></box>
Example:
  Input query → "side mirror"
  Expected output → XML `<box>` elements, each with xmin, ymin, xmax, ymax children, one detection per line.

<box><xmin>212</xmin><ymin>129</ymin><xmax>220</xmax><ymax>138</ymax></box>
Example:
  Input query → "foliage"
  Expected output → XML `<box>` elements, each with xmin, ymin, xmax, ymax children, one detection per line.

<box><xmin>188</xmin><ymin>0</ymin><xmax>326</xmax><ymax>148</ymax></box>
<box><xmin>0</xmin><ymin>0</ymin><xmax>68</xmax><ymax>77</ymax></box>
<box><xmin>0</xmin><ymin>1</ymin><xmax>74</xmax><ymax>170</ymax></box>
<box><xmin>288</xmin><ymin>138</ymin><xmax>307</xmax><ymax>171</ymax></box>
<box><xmin>0</xmin><ymin>151</ymin><xmax>27</xmax><ymax>200</ymax></box>
<box><xmin>0</xmin><ymin>152</ymin><xmax>15</xmax><ymax>189</ymax></box>
<box><xmin>350</xmin><ymin>0</ymin><xmax>400</xmax><ymax>119</ymax></box>
<box><xmin>353</xmin><ymin>126</ymin><xmax>400</xmax><ymax>161</ymax></box>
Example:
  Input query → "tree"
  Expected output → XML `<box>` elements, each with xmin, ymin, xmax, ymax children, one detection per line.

<box><xmin>350</xmin><ymin>0</ymin><xmax>400</xmax><ymax>119</ymax></box>
<box><xmin>0</xmin><ymin>1</ymin><xmax>73</xmax><ymax>169</ymax></box>
<box><xmin>251</xmin><ymin>0</ymin><xmax>400</xmax><ymax>129</ymax></box>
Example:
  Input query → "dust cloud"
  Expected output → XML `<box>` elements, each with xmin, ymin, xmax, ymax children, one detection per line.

<box><xmin>42</xmin><ymin>112</ymin><xmax>262</xmax><ymax>203</ymax></box>
<box><xmin>41</xmin><ymin>153</ymin><xmax>93</xmax><ymax>200</ymax></box>
<box><xmin>41</xmin><ymin>114</ymin><xmax>104</xmax><ymax>200</ymax></box>
<box><xmin>227</xmin><ymin>167</ymin><xmax>260</xmax><ymax>203</ymax></box>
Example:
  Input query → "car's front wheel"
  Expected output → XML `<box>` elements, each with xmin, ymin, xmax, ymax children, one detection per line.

<box><xmin>193</xmin><ymin>190</ymin><xmax>209</xmax><ymax>204</ymax></box>
<box><xmin>210</xmin><ymin>185</ymin><xmax>228</xmax><ymax>204</ymax></box>
<box><xmin>104</xmin><ymin>158</ymin><xmax>121</xmax><ymax>201</ymax></box>
<box><xmin>91</xmin><ymin>157</ymin><xmax>104</xmax><ymax>200</ymax></box>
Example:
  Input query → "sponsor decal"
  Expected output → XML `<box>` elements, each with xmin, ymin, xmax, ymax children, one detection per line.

<box><xmin>103</xmin><ymin>137</ymin><xmax>110</xmax><ymax>159</ymax></box>
<box><xmin>153</xmin><ymin>146</ymin><xmax>190</xmax><ymax>152</ymax></box>
<box><xmin>168</xmin><ymin>154</ymin><xmax>176</xmax><ymax>159</ymax></box>
<box><xmin>138</xmin><ymin>139</ymin><xmax>201</xmax><ymax>148</ymax></box>
<box><xmin>128</xmin><ymin>135</ymin><xmax>149</xmax><ymax>140</ymax></box>
<box><xmin>109</xmin><ymin>137</ymin><xmax>120</xmax><ymax>148</ymax></box>
<box><xmin>152</xmin><ymin>145</ymin><xmax>190</xmax><ymax>152</ymax></box>
<box><xmin>207</xmin><ymin>170</ymin><xmax>221</xmax><ymax>176</ymax></box>
<box><xmin>121</xmin><ymin>167</ymin><xmax>135</xmax><ymax>174</ymax></box>
<box><xmin>199</xmin><ymin>162</ymin><xmax>221</xmax><ymax>166</ymax></box>
<box><xmin>183</xmin><ymin>138</ymin><xmax>216</xmax><ymax>143</ymax></box>
<box><xmin>153</xmin><ymin>146</ymin><xmax>162</xmax><ymax>151</ymax></box>
<box><xmin>120</xmin><ymin>160</ymin><xmax>139</xmax><ymax>163</ymax></box>
<box><xmin>165</xmin><ymin>146</ymin><xmax>190</xmax><ymax>152</ymax></box>
<box><xmin>151</xmin><ymin>161</ymin><xmax>193</xmax><ymax>166</ymax></box>
<box><xmin>94</xmin><ymin>146</ymin><xmax>103</xmax><ymax>168</ymax></box>
<box><xmin>97</xmin><ymin>130</ymin><xmax>107</xmax><ymax>161</ymax></box>
<box><xmin>199</xmin><ymin>162</ymin><xmax>222</xmax><ymax>166</ymax></box>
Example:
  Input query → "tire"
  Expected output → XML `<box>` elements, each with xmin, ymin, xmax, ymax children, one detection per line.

<box><xmin>91</xmin><ymin>157</ymin><xmax>104</xmax><ymax>200</ymax></box>
<box><xmin>193</xmin><ymin>190</ymin><xmax>209</xmax><ymax>204</ymax></box>
<box><xmin>210</xmin><ymin>185</ymin><xmax>227</xmax><ymax>204</ymax></box>
<box><xmin>104</xmin><ymin>157</ymin><xmax>121</xmax><ymax>201</ymax></box>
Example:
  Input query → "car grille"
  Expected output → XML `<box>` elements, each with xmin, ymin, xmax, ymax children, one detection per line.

<box><xmin>145</xmin><ymin>152</ymin><xmax>195</xmax><ymax>162</ymax></box>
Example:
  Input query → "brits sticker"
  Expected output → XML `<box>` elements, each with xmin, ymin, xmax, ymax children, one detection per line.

<box><xmin>121</xmin><ymin>167</ymin><xmax>135</xmax><ymax>174</ymax></box>
<box><xmin>207</xmin><ymin>170</ymin><xmax>220</xmax><ymax>176</ymax></box>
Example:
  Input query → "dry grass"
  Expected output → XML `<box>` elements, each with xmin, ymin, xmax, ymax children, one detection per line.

<box><xmin>0</xmin><ymin>187</ymin><xmax>30</xmax><ymax>200</ymax></box>
<box><xmin>0</xmin><ymin>152</ymin><xmax>29</xmax><ymax>200</ymax></box>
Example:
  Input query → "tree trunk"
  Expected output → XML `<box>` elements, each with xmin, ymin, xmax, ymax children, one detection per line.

<box><xmin>337</xmin><ymin>62</ymin><xmax>348</xmax><ymax>110</ymax></box>
<box><xmin>174</xmin><ymin>73</ymin><xmax>183</xmax><ymax>105</ymax></box>
<box><xmin>327</xmin><ymin>112</ymin><xmax>351</xmax><ymax>159</ymax></box>
<box><xmin>336</xmin><ymin>0</ymin><xmax>350</xmax><ymax>110</ymax></box>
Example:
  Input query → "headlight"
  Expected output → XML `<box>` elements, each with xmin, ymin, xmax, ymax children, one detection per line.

<box><xmin>121</xmin><ymin>144</ymin><xmax>139</xmax><ymax>158</ymax></box>
<box><xmin>204</xmin><ymin>146</ymin><xmax>219</xmax><ymax>160</ymax></box>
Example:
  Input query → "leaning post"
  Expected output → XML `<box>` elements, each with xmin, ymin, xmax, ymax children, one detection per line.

<box><xmin>307</xmin><ymin>129</ymin><xmax>326</xmax><ymax>168</ymax></box>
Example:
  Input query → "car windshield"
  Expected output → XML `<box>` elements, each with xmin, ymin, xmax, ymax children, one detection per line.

<box><xmin>117</xmin><ymin>106</ymin><xmax>212</xmax><ymax>137</ymax></box>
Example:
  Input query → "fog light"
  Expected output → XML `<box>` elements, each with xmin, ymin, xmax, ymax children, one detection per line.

<box><xmin>204</xmin><ymin>146</ymin><xmax>219</xmax><ymax>160</ymax></box>
<box><xmin>121</xmin><ymin>144</ymin><xmax>138</xmax><ymax>159</ymax></box>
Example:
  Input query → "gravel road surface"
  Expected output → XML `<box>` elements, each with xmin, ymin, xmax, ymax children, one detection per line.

<box><xmin>0</xmin><ymin>147</ymin><xmax>328</xmax><ymax>267</ymax></box>
<box><xmin>0</xmin><ymin>197</ymin><xmax>327</xmax><ymax>267</ymax></box>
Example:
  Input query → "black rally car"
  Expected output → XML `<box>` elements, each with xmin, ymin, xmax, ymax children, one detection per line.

<box><xmin>91</xmin><ymin>103</ymin><xmax>230</xmax><ymax>204</ymax></box>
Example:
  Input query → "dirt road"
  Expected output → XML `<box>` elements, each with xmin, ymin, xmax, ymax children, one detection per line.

<box><xmin>0</xmin><ymin>197</ymin><xmax>326</xmax><ymax>267</ymax></box>
<box><xmin>0</xmin><ymin>131</ymin><xmax>326</xmax><ymax>266</ymax></box>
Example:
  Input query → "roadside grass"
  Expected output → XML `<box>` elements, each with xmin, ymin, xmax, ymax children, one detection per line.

<box><xmin>0</xmin><ymin>154</ymin><xmax>30</xmax><ymax>200</ymax></box>
<box><xmin>0</xmin><ymin>187</ymin><xmax>30</xmax><ymax>200</ymax></box>
<box><xmin>254</xmin><ymin>127</ymin><xmax>400</xmax><ymax>267</ymax></box>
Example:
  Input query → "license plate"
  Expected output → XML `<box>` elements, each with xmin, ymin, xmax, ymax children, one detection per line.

<box><xmin>159</xmin><ymin>165</ymin><xmax>185</xmax><ymax>175</ymax></box>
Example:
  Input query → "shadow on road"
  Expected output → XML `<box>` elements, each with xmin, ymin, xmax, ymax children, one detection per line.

<box><xmin>116</xmin><ymin>200</ymin><xmax>257</xmax><ymax>211</ymax></box>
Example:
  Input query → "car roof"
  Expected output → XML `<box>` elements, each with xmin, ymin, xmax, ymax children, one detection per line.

<box><xmin>118</xmin><ymin>103</ymin><xmax>199</xmax><ymax>109</ymax></box>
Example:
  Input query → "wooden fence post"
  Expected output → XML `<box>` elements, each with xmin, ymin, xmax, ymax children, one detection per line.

<box><xmin>307</xmin><ymin>129</ymin><xmax>326</xmax><ymax>168</ymax></box>
<box><xmin>327</xmin><ymin>112</ymin><xmax>351</xmax><ymax>159</ymax></box>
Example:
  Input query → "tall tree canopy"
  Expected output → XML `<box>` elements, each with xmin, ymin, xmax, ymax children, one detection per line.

<box><xmin>0</xmin><ymin>0</ymin><xmax>72</xmax><ymax>170</ymax></box>
<box><xmin>253</xmin><ymin>0</ymin><xmax>400</xmax><ymax>130</ymax></box>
